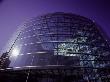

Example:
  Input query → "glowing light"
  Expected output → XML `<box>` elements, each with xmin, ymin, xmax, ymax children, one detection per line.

<box><xmin>12</xmin><ymin>48</ymin><xmax>19</xmax><ymax>56</ymax></box>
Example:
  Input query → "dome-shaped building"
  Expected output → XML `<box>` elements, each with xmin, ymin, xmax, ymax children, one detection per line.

<box><xmin>0</xmin><ymin>12</ymin><xmax>110</xmax><ymax>82</ymax></box>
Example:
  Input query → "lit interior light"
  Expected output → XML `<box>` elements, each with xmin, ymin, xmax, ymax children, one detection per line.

<box><xmin>12</xmin><ymin>48</ymin><xmax>19</xmax><ymax>56</ymax></box>
<box><xmin>35</xmin><ymin>51</ymin><xmax>47</xmax><ymax>54</ymax></box>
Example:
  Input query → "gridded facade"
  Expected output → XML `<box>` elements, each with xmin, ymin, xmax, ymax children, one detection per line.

<box><xmin>0</xmin><ymin>12</ymin><xmax>110</xmax><ymax>82</ymax></box>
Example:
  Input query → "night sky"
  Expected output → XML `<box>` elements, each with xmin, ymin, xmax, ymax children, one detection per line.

<box><xmin>0</xmin><ymin>0</ymin><xmax>110</xmax><ymax>52</ymax></box>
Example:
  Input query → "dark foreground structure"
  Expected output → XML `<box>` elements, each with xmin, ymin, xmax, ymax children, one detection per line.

<box><xmin>0</xmin><ymin>12</ymin><xmax>110</xmax><ymax>82</ymax></box>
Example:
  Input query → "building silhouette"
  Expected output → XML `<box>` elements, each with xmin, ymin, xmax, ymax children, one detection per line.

<box><xmin>0</xmin><ymin>12</ymin><xmax>110</xmax><ymax>82</ymax></box>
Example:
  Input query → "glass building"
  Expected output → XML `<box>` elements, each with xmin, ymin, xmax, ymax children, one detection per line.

<box><xmin>0</xmin><ymin>12</ymin><xmax>110</xmax><ymax>82</ymax></box>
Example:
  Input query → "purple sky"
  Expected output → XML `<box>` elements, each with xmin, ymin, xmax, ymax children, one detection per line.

<box><xmin>0</xmin><ymin>0</ymin><xmax>110</xmax><ymax>52</ymax></box>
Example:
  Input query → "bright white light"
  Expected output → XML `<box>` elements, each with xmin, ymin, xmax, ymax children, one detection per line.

<box><xmin>12</xmin><ymin>48</ymin><xmax>19</xmax><ymax>56</ymax></box>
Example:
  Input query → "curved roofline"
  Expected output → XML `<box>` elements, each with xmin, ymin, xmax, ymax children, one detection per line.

<box><xmin>94</xmin><ymin>22</ymin><xmax>110</xmax><ymax>45</ymax></box>
<box><xmin>27</xmin><ymin>12</ymin><xmax>93</xmax><ymax>24</ymax></box>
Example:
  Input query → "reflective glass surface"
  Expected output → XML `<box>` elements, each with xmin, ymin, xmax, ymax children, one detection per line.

<box><xmin>3</xmin><ymin>12</ymin><xmax>110</xmax><ymax>68</ymax></box>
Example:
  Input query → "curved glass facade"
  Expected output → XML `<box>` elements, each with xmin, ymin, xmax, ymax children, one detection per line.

<box><xmin>3</xmin><ymin>12</ymin><xmax>110</xmax><ymax>68</ymax></box>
